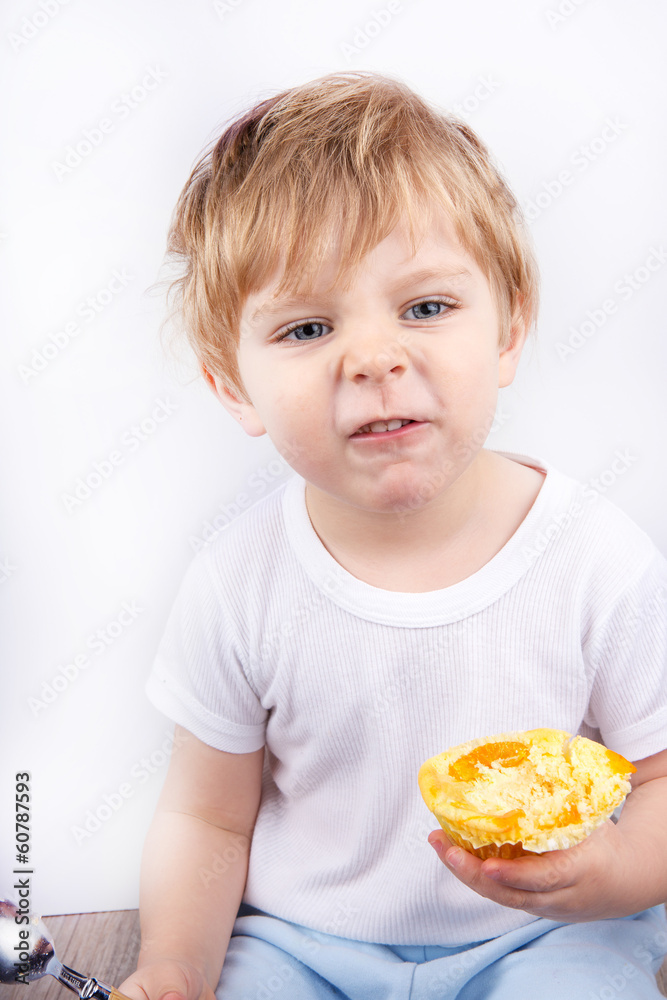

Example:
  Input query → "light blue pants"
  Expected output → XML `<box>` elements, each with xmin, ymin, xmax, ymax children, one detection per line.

<box><xmin>215</xmin><ymin>902</ymin><xmax>667</xmax><ymax>999</ymax></box>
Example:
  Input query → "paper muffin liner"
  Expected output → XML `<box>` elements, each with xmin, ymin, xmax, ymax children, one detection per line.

<box><xmin>439</xmin><ymin>825</ymin><xmax>537</xmax><ymax>859</ymax></box>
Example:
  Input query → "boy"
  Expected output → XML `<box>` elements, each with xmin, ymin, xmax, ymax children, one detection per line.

<box><xmin>121</xmin><ymin>72</ymin><xmax>667</xmax><ymax>1000</ymax></box>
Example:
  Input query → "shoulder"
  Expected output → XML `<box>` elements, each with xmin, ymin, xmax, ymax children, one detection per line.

<box><xmin>570</xmin><ymin>484</ymin><xmax>659</xmax><ymax>577</ymax></box>
<box><xmin>537</xmin><ymin>459</ymin><xmax>666</xmax><ymax>609</ymax></box>
<box><xmin>500</xmin><ymin>450</ymin><xmax>664</xmax><ymax>598</ymax></box>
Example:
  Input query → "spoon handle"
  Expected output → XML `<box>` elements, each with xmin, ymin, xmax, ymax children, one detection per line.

<box><xmin>80</xmin><ymin>984</ymin><xmax>134</xmax><ymax>1000</ymax></box>
<box><xmin>55</xmin><ymin>966</ymin><xmax>134</xmax><ymax>1000</ymax></box>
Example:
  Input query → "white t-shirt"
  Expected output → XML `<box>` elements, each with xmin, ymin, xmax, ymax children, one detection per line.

<box><xmin>145</xmin><ymin>451</ymin><xmax>667</xmax><ymax>946</ymax></box>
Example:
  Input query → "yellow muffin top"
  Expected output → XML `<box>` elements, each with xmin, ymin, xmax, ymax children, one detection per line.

<box><xmin>418</xmin><ymin>728</ymin><xmax>636</xmax><ymax>853</ymax></box>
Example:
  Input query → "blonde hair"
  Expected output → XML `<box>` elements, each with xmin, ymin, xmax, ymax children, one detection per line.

<box><xmin>164</xmin><ymin>71</ymin><xmax>539</xmax><ymax>401</ymax></box>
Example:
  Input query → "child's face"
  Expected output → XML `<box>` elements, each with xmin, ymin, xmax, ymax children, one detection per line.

<box><xmin>213</xmin><ymin>209</ymin><xmax>526</xmax><ymax>516</ymax></box>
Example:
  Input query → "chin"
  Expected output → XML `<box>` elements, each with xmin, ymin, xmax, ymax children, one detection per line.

<box><xmin>361</xmin><ymin>473</ymin><xmax>447</xmax><ymax>518</ymax></box>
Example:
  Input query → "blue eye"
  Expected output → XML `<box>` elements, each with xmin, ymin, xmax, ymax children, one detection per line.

<box><xmin>278</xmin><ymin>321</ymin><xmax>329</xmax><ymax>342</ymax></box>
<box><xmin>405</xmin><ymin>300</ymin><xmax>451</xmax><ymax>320</ymax></box>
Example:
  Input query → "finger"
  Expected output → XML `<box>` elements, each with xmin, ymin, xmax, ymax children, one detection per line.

<box><xmin>428</xmin><ymin>834</ymin><xmax>600</xmax><ymax>918</ymax></box>
<box><xmin>446</xmin><ymin>845</ymin><xmax>582</xmax><ymax>915</ymax></box>
<box><xmin>117</xmin><ymin>985</ymin><xmax>149</xmax><ymax>1000</ymax></box>
<box><xmin>428</xmin><ymin>829</ymin><xmax>583</xmax><ymax>893</ymax></box>
<box><xmin>427</xmin><ymin>830</ymin><xmax>459</xmax><ymax>853</ymax></box>
<box><xmin>117</xmin><ymin>973</ymin><xmax>153</xmax><ymax>1000</ymax></box>
<box><xmin>481</xmin><ymin>822</ymin><xmax>618</xmax><ymax>891</ymax></box>
<box><xmin>428</xmin><ymin>833</ymin><xmax>574</xmax><ymax>908</ymax></box>
<box><xmin>119</xmin><ymin>970</ymin><xmax>189</xmax><ymax>1000</ymax></box>
<box><xmin>480</xmin><ymin>849</ymin><xmax>579</xmax><ymax>892</ymax></box>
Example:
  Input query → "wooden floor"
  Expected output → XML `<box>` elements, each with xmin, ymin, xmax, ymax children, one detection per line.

<box><xmin>3</xmin><ymin>908</ymin><xmax>666</xmax><ymax>998</ymax></box>
<box><xmin>4</xmin><ymin>910</ymin><xmax>141</xmax><ymax>1000</ymax></box>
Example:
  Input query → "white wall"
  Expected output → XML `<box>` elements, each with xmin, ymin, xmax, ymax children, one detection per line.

<box><xmin>2</xmin><ymin>0</ymin><xmax>665</xmax><ymax>915</ymax></box>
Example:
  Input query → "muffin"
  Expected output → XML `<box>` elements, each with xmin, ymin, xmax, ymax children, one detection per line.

<box><xmin>418</xmin><ymin>728</ymin><xmax>635</xmax><ymax>859</ymax></box>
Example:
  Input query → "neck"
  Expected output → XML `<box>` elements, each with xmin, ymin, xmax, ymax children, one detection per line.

<box><xmin>302</xmin><ymin>451</ymin><xmax>546</xmax><ymax>592</ymax></box>
<box><xmin>304</xmin><ymin>451</ymin><xmax>493</xmax><ymax>563</ymax></box>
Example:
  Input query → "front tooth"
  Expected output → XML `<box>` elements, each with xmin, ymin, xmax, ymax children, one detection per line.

<box><xmin>386</xmin><ymin>420</ymin><xmax>403</xmax><ymax>431</ymax></box>
<box><xmin>369</xmin><ymin>421</ymin><xmax>389</xmax><ymax>433</ymax></box>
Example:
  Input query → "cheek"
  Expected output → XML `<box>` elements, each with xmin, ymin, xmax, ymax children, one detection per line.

<box><xmin>459</xmin><ymin>341</ymin><xmax>501</xmax><ymax>389</ymax></box>
<box><xmin>430</xmin><ymin>351</ymin><xmax>499</xmax><ymax>399</ymax></box>
<box><xmin>261</xmin><ymin>391</ymin><xmax>332</xmax><ymax>467</ymax></box>
<box><xmin>270</xmin><ymin>387</ymin><xmax>321</xmax><ymax>425</ymax></box>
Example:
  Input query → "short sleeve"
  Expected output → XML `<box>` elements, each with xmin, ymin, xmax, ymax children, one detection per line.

<box><xmin>145</xmin><ymin>547</ymin><xmax>268</xmax><ymax>753</ymax></box>
<box><xmin>584</xmin><ymin>547</ymin><xmax>667</xmax><ymax>761</ymax></box>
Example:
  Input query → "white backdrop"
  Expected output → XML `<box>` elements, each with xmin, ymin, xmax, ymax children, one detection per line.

<box><xmin>2</xmin><ymin>0</ymin><xmax>666</xmax><ymax>916</ymax></box>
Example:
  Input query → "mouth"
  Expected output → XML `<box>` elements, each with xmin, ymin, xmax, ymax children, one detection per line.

<box><xmin>351</xmin><ymin>418</ymin><xmax>424</xmax><ymax>437</ymax></box>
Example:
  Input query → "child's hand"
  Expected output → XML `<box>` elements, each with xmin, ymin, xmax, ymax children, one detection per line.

<box><xmin>119</xmin><ymin>958</ymin><xmax>217</xmax><ymax>1000</ymax></box>
<box><xmin>428</xmin><ymin>819</ymin><xmax>636</xmax><ymax>921</ymax></box>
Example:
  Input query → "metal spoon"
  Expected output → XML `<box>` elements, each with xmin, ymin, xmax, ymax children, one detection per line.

<box><xmin>0</xmin><ymin>898</ymin><xmax>133</xmax><ymax>1000</ymax></box>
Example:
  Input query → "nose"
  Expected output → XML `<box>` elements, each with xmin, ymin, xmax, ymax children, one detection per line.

<box><xmin>341</xmin><ymin>328</ymin><xmax>409</xmax><ymax>383</ymax></box>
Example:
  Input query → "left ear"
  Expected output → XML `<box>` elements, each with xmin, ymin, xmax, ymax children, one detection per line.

<box><xmin>498</xmin><ymin>299</ymin><xmax>530</xmax><ymax>388</ymax></box>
